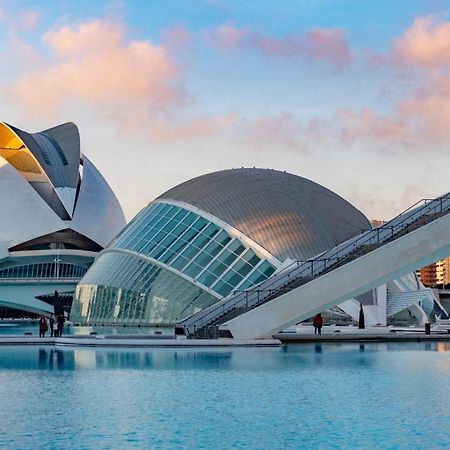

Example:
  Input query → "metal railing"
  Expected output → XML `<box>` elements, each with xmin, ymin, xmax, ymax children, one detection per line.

<box><xmin>178</xmin><ymin>192</ymin><xmax>450</xmax><ymax>338</ymax></box>
<box><xmin>0</xmin><ymin>277</ymin><xmax>82</xmax><ymax>283</ymax></box>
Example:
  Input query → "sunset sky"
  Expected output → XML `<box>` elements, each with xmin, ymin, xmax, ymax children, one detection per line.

<box><xmin>1</xmin><ymin>0</ymin><xmax>449</xmax><ymax>221</ymax></box>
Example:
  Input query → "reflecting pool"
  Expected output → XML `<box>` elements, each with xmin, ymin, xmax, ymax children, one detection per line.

<box><xmin>0</xmin><ymin>342</ymin><xmax>449</xmax><ymax>449</ymax></box>
<box><xmin>0</xmin><ymin>322</ymin><xmax>170</xmax><ymax>336</ymax></box>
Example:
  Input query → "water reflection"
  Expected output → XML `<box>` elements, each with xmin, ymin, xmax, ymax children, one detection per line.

<box><xmin>436</xmin><ymin>342</ymin><xmax>450</xmax><ymax>352</ymax></box>
<box><xmin>30</xmin><ymin>348</ymin><xmax>76</xmax><ymax>370</ymax></box>
<box><xmin>0</xmin><ymin>341</ymin><xmax>449</xmax><ymax>371</ymax></box>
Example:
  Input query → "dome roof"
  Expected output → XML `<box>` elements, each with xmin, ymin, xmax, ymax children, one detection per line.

<box><xmin>157</xmin><ymin>168</ymin><xmax>370</xmax><ymax>261</ymax></box>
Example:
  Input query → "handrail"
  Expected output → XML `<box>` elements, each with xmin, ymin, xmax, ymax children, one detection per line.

<box><xmin>179</xmin><ymin>192</ymin><xmax>450</xmax><ymax>337</ymax></box>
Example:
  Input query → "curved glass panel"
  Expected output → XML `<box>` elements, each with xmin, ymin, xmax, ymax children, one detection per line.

<box><xmin>0</xmin><ymin>262</ymin><xmax>87</xmax><ymax>279</ymax></box>
<box><xmin>73</xmin><ymin>202</ymin><xmax>279</xmax><ymax>325</ymax></box>
<box><xmin>111</xmin><ymin>202</ymin><xmax>277</xmax><ymax>297</ymax></box>
<box><xmin>72</xmin><ymin>252</ymin><xmax>216</xmax><ymax>325</ymax></box>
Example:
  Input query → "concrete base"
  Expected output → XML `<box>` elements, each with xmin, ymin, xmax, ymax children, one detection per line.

<box><xmin>0</xmin><ymin>335</ymin><xmax>282</xmax><ymax>348</ymax></box>
<box><xmin>274</xmin><ymin>333</ymin><xmax>450</xmax><ymax>343</ymax></box>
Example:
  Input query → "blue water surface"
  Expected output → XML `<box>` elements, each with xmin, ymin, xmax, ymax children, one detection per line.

<box><xmin>0</xmin><ymin>322</ymin><xmax>170</xmax><ymax>336</ymax></box>
<box><xmin>0</xmin><ymin>342</ymin><xmax>449</xmax><ymax>449</ymax></box>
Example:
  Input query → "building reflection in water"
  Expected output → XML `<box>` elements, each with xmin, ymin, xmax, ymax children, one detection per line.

<box><xmin>2</xmin><ymin>340</ymin><xmax>450</xmax><ymax>371</ymax></box>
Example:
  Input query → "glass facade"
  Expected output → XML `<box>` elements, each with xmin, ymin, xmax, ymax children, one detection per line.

<box><xmin>0</xmin><ymin>262</ymin><xmax>87</xmax><ymax>280</ymax></box>
<box><xmin>112</xmin><ymin>203</ymin><xmax>276</xmax><ymax>296</ymax></box>
<box><xmin>72</xmin><ymin>202</ymin><xmax>278</xmax><ymax>325</ymax></box>
<box><xmin>73</xmin><ymin>252</ymin><xmax>216</xmax><ymax>325</ymax></box>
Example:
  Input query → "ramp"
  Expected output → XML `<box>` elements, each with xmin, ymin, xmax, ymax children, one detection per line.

<box><xmin>177</xmin><ymin>193</ymin><xmax>450</xmax><ymax>339</ymax></box>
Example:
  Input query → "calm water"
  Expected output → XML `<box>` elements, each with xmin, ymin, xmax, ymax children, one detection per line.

<box><xmin>0</xmin><ymin>322</ymin><xmax>171</xmax><ymax>336</ymax></box>
<box><xmin>0</xmin><ymin>342</ymin><xmax>449</xmax><ymax>449</ymax></box>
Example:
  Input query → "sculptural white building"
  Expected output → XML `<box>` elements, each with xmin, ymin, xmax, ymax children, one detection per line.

<box><xmin>72</xmin><ymin>168</ymin><xmax>442</xmax><ymax>327</ymax></box>
<box><xmin>0</xmin><ymin>121</ymin><xmax>126</xmax><ymax>315</ymax></box>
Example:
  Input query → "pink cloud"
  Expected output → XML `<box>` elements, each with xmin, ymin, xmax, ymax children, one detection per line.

<box><xmin>241</xmin><ymin>112</ymin><xmax>308</xmax><ymax>150</ymax></box>
<box><xmin>330</xmin><ymin>16</ymin><xmax>450</xmax><ymax>149</ymax></box>
<box><xmin>336</xmin><ymin>108</ymin><xmax>410</xmax><ymax>144</ymax></box>
<box><xmin>212</xmin><ymin>24</ymin><xmax>248</xmax><ymax>49</ymax></box>
<box><xmin>251</xmin><ymin>28</ymin><xmax>351</xmax><ymax>66</ymax></box>
<box><xmin>162</xmin><ymin>25</ymin><xmax>192</xmax><ymax>51</ymax></box>
<box><xmin>12</xmin><ymin>19</ymin><xmax>184</xmax><ymax>123</ymax></box>
<box><xmin>20</xmin><ymin>10</ymin><xmax>39</xmax><ymax>30</ymax></box>
<box><xmin>151</xmin><ymin>113</ymin><xmax>236</xmax><ymax>142</ymax></box>
<box><xmin>393</xmin><ymin>15</ymin><xmax>450</xmax><ymax>67</ymax></box>
<box><xmin>209</xmin><ymin>24</ymin><xmax>351</xmax><ymax>67</ymax></box>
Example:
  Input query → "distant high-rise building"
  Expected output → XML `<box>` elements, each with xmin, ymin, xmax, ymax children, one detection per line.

<box><xmin>370</xmin><ymin>219</ymin><xmax>386</xmax><ymax>227</ymax></box>
<box><xmin>417</xmin><ymin>258</ymin><xmax>450</xmax><ymax>287</ymax></box>
<box><xmin>370</xmin><ymin>218</ymin><xmax>450</xmax><ymax>288</ymax></box>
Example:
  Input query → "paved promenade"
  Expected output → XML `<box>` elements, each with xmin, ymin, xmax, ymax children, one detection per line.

<box><xmin>274</xmin><ymin>324</ymin><xmax>450</xmax><ymax>343</ymax></box>
<box><xmin>274</xmin><ymin>332</ymin><xmax>450</xmax><ymax>343</ymax></box>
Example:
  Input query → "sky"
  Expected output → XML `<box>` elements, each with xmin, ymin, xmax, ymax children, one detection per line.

<box><xmin>1</xmin><ymin>0</ymin><xmax>450</xmax><ymax>221</ymax></box>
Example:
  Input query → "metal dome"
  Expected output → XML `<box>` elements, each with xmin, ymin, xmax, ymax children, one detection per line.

<box><xmin>157</xmin><ymin>168</ymin><xmax>370</xmax><ymax>261</ymax></box>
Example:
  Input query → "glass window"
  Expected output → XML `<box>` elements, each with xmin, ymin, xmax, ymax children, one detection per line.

<box><xmin>155</xmin><ymin>203</ymin><xmax>171</xmax><ymax>217</ymax></box>
<box><xmin>160</xmin><ymin>219</ymin><xmax>179</xmax><ymax>235</ymax></box>
<box><xmin>150</xmin><ymin>203</ymin><xmax>166</xmax><ymax>215</ymax></box>
<box><xmin>176</xmin><ymin>243</ymin><xmax>202</xmax><ymax>263</ymax></box>
<box><xmin>202</xmin><ymin>223</ymin><xmax>220</xmax><ymax>239</ymax></box>
<box><xmin>171</xmin><ymin>255</ymin><xmax>190</xmax><ymax>271</ymax></box>
<box><xmin>161</xmin><ymin>238</ymin><xmax>189</xmax><ymax>263</ymax></box>
<box><xmin>230</xmin><ymin>258</ymin><xmax>253</xmax><ymax>279</ymax></box>
<box><xmin>213</xmin><ymin>230</ymin><xmax>232</xmax><ymax>247</ymax></box>
<box><xmin>227</xmin><ymin>240</ymin><xmax>246</xmax><ymax>257</ymax></box>
<box><xmin>219</xmin><ymin>267</ymin><xmax>245</xmax><ymax>287</ymax></box>
<box><xmin>191</xmin><ymin>217</ymin><xmax>208</xmax><ymax>231</ymax></box>
<box><xmin>203</xmin><ymin>240</ymin><xmax>225</xmax><ymax>259</ymax></box>
<box><xmin>181</xmin><ymin>213</ymin><xmax>197</xmax><ymax>226</ymax></box>
<box><xmin>158</xmin><ymin>248</ymin><xmax>179</xmax><ymax>265</ymax></box>
<box><xmin>183</xmin><ymin>262</ymin><xmax>204</xmax><ymax>278</ymax></box>
<box><xmin>190</xmin><ymin>249</ymin><xmax>215</xmax><ymax>271</ymax></box>
<box><xmin>162</xmin><ymin>205</ymin><xmax>178</xmax><ymax>219</ymax></box>
<box><xmin>171</xmin><ymin>208</ymin><xmax>189</xmax><ymax>223</ymax></box>
<box><xmin>213</xmin><ymin>279</ymin><xmax>234</xmax><ymax>297</ymax></box>
<box><xmin>152</xmin><ymin>215</ymin><xmax>171</xmax><ymax>231</ymax></box>
<box><xmin>196</xmin><ymin>270</ymin><xmax>218</xmax><ymax>287</ymax></box>
<box><xmin>205</xmin><ymin>259</ymin><xmax>228</xmax><ymax>278</ymax></box>
<box><xmin>257</xmin><ymin>261</ymin><xmax>276</xmax><ymax>277</ymax></box>
<box><xmin>242</xmin><ymin>249</ymin><xmax>261</xmax><ymax>267</ymax></box>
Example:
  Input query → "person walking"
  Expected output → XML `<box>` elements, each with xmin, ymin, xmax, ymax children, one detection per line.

<box><xmin>56</xmin><ymin>314</ymin><xmax>65</xmax><ymax>337</ymax></box>
<box><xmin>313</xmin><ymin>313</ymin><xmax>323</xmax><ymax>336</ymax></box>
<box><xmin>39</xmin><ymin>315</ymin><xmax>48</xmax><ymax>338</ymax></box>
<box><xmin>49</xmin><ymin>314</ymin><xmax>55</xmax><ymax>337</ymax></box>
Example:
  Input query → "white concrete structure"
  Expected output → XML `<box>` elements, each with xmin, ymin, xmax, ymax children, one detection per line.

<box><xmin>0</xmin><ymin>121</ymin><xmax>126</xmax><ymax>315</ymax></box>
<box><xmin>222</xmin><ymin>198</ymin><xmax>450</xmax><ymax>338</ymax></box>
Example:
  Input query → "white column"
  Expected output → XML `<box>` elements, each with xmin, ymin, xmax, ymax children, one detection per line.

<box><xmin>376</xmin><ymin>284</ymin><xmax>387</xmax><ymax>326</ymax></box>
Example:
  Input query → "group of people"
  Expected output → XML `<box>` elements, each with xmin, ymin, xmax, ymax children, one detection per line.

<box><xmin>38</xmin><ymin>314</ymin><xmax>65</xmax><ymax>338</ymax></box>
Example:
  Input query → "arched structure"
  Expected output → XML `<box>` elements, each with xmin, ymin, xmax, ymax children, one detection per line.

<box><xmin>0</xmin><ymin>121</ymin><xmax>126</xmax><ymax>315</ymax></box>
<box><xmin>72</xmin><ymin>168</ymin><xmax>371</xmax><ymax>325</ymax></box>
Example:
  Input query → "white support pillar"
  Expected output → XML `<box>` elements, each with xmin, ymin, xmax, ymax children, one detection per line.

<box><xmin>376</xmin><ymin>284</ymin><xmax>387</xmax><ymax>326</ymax></box>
